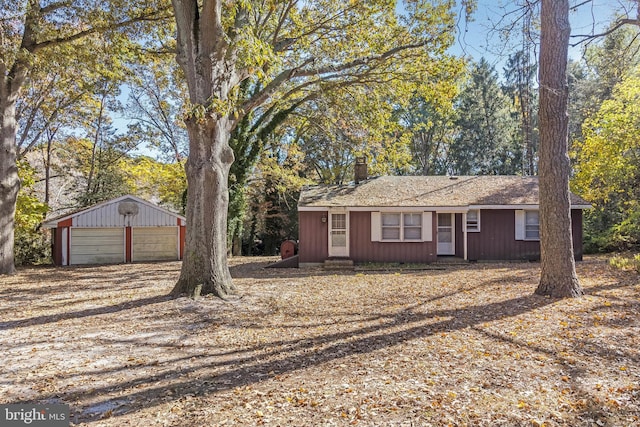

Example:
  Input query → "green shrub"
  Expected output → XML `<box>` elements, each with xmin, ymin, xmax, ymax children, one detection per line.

<box><xmin>609</xmin><ymin>254</ymin><xmax>640</xmax><ymax>273</ymax></box>
<box><xmin>15</xmin><ymin>229</ymin><xmax>50</xmax><ymax>266</ymax></box>
<box><xmin>15</xmin><ymin>161</ymin><xmax>50</xmax><ymax>265</ymax></box>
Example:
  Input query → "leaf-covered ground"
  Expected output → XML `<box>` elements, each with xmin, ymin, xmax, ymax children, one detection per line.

<box><xmin>1</xmin><ymin>257</ymin><xmax>638</xmax><ymax>426</ymax></box>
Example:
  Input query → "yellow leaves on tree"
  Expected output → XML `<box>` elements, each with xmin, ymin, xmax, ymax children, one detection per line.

<box><xmin>573</xmin><ymin>69</ymin><xmax>640</xmax><ymax>204</ymax></box>
<box><xmin>572</xmin><ymin>67</ymin><xmax>640</xmax><ymax>248</ymax></box>
<box><xmin>121</xmin><ymin>157</ymin><xmax>186</xmax><ymax>213</ymax></box>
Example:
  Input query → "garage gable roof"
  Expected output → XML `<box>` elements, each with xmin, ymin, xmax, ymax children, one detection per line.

<box><xmin>42</xmin><ymin>195</ymin><xmax>186</xmax><ymax>228</ymax></box>
<box><xmin>298</xmin><ymin>175</ymin><xmax>591</xmax><ymax>209</ymax></box>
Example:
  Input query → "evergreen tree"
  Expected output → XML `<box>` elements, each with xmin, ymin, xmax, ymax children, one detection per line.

<box><xmin>503</xmin><ymin>50</ymin><xmax>538</xmax><ymax>175</ymax></box>
<box><xmin>397</xmin><ymin>96</ymin><xmax>456</xmax><ymax>176</ymax></box>
<box><xmin>451</xmin><ymin>59</ymin><xmax>521</xmax><ymax>175</ymax></box>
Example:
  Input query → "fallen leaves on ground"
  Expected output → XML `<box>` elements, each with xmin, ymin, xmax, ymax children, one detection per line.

<box><xmin>0</xmin><ymin>256</ymin><xmax>638</xmax><ymax>426</ymax></box>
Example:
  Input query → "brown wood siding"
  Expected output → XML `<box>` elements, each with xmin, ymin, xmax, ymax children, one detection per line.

<box><xmin>298</xmin><ymin>211</ymin><xmax>328</xmax><ymax>263</ymax></box>
<box><xmin>467</xmin><ymin>209</ymin><xmax>584</xmax><ymax>261</ymax></box>
<box><xmin>455</xmin><ymin>213</ymin><xmax>464</xmax><ymax>257</ymax></box>
<box><xmin>571</xmin><ymin>209</ymin><xmax>583</xmax><ymax>261</ymax></box>
<box><xmin>299</xmin><ymin>209</ymin><xmax>584</xmax><ymax>264</ymax></box>
<box><xmin>349</xmin><ymin>211</ymin><xmax>437</xmax><ymax>263</ymax></box>
<box><xmin>467</xmin><ymin>210</ymin><xmax>540</xmax><ymax>261</ymax></box>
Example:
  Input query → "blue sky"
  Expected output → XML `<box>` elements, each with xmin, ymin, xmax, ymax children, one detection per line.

<box><xmin>451</xmin><ymin>0</ymin><xmax>634</xmax><ymax>68</ymax></box>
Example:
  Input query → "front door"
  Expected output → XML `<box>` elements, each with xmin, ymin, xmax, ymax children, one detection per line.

<box><xmin>437</xmin><ymin>213</ymin><xmax>455</xmax><ymax>255</ymax></box>
<box><xmin>328</xmin><ymin>211</ymin><xmax>349</xmax><ymax>257</ymax></box>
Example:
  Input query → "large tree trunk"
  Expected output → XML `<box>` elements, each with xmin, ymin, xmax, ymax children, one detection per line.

<box><xmin>0</xmin><ymin>99</ymin><xmax>20</xmax><ymax>275</ymax></box>
<box><xmin>0</xmin><ymin>9</ymin><xmax>30</xmax><ymax>276</ymax></box>
<box><xmin>535</xmin><ymin>0</ymin><xmax>583</xmax><ymax>298</ymax></box>
<box><xmin>171</xmin><ymin>116</ymin><xmax>236</xmax><ymax>299</ymax></box>
<box><xmin>170</xmin><ymin>0</ymin><xmax>243</xmax><ymax>299</ymax></box>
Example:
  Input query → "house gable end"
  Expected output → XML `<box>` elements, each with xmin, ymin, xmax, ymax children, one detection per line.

<box><xmin>43</xmin><ymin>195</ymin><xmax>186</xmax><ymax>228</ymax></box>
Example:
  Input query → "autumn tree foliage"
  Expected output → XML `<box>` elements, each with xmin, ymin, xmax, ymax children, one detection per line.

<box><xmin>568</xmin><ymin>26</ymin><xmax>640</xmax><ymax>252</ymax></box>
<box><xmin>0</xmin><ymin>0</ymin><xmax>172</xmax><ymax>274</ymax></box>
<box><xmin>397</xmin><ymin>94</ymin><xmax>456</xmax><ymax>176</ymax></box>
<box><xmin>572</xmin><ymin>68</ymin><xmax>640</xmax><ymax>250</ymax></box>
<box><xmin>170</xmin><ymin>0</ymin><xmax>467</xmax><ymax>298</ymax></box>
<box><xmin>14</xmin><ymin>160</ymin><xmax>48</xmax><ymax>265</ymax></box>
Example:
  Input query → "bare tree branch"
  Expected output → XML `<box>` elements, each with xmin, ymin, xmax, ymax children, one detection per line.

<box><xmin>39</xmin><ymin>0</ymin><xmax>73</xmax><ymax>15</ymax></box>
<box><xmin>570</xmin><ymin>18</ymin><xmax>640</xmax><ymax>46</ymax></box>
<box><xmin>30</xmin><ymin>9</ymin><xmax>173</xmax><ymax>54</ymax></box>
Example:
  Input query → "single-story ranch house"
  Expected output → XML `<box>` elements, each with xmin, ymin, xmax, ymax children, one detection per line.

<box><xmin>43</xmin><ymin>195</ymin><xmax>186</xmax><ymax>265</ymax></box>
<box><xmin>297</xmin><ymin>175</ymin><xmax>590</xmax><ymax>267</ymax></box>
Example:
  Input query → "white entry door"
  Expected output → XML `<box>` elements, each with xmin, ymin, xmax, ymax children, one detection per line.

<box><xmin>328</xmin><ymin>211</ymin><xmax>349</xmax><ymax>257</ymax></box>
<box><xmin>437</xmin><ymin>213</ymin><xmax>455</xmax><ymax>255</ymax></box>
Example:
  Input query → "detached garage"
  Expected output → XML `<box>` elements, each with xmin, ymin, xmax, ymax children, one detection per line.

<box><xmin>43</xmin><ymin>195</ymin><xmax>186</xmax><ymax>266</ymax></box>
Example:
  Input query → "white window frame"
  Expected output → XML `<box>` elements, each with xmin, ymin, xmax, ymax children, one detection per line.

<box><xmin>403</xmin><ymin>213</ymin><xmax>423</xmax><ymax>241</ymax></box>
<box><xmin>524</xmin><ymin>210</ymin><xmax>540</xmax><ymax>241</ymax></box>
<box><xmin>465</xmin><ymin>209</ymin><xmax>480</xmax><ymax>232</ymax></box>
<box><xmin>381</xmin><ymin>212</ymin><xmax>402</xmax><ymax>241</ymax></box>
<box><xmin>515</xmin><ymin>209</ymin><xmax>540</xmax><ymax>241</ymax></box>
<box><xmin>371</xmin><ymin>211</ymin><xmax>432</xmax><ymax>242</ymax></box>
<box><xmin>380</xmin><ymin>212</ymin><xmax>422</xmax><ymax>242</ymax></box>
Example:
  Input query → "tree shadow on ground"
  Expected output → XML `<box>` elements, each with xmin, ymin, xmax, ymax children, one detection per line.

<box><xmin>0</xmin><ymin>295</ymin><xmax>171</xmax><ymax>331</ymax></box>
<box><xmin>17</xmin><ymin>279</ymin><xmax>560</xmax><ymax>423</ymax></box>
<box><xmin>10</xmin><ymin>261</ymin><xmax>637</xmax><ymax>425</ymax></box>
<box><xmin>470</xmin><ymin>278</ymin><xmax>640</xmax><ymax>426</ymax></box>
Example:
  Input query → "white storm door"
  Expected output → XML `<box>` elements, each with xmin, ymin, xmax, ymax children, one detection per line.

<box><xmin>437</xmin><ymin>213</ymin><xmax>455</xmax><ymax>255</ymax></box>
<box><xmin>328</xmin><ymin>211</ymin><xmax>349</xmax><ymax>257</ymax></box>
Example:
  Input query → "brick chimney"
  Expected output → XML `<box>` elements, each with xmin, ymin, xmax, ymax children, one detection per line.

<box><xmin>354</xmin><ymin>156</ymin><xmax>367</xmax><ymax>184</ymax></box>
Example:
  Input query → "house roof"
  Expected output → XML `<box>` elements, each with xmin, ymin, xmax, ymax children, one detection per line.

<box><xmin>42</xmin><ymin>194</ymin><xmax>186</xmax><ymax>228</ymax></box>
<box><xmin>298</xmin><ymin>175</ymin><xmax>591</xmax><ymax>209</ymax></box>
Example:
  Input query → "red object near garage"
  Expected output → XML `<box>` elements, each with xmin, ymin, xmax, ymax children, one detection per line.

<box><xmin>280</xmin><ymin>240</ymin><xmax>297</xmax><ymax>259</ymax></box>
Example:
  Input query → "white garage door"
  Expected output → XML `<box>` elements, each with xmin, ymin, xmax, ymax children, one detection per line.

<box><xmin>132</xmin><ymin>227</ymin><xmax>178</xmax><ymax>262</ymax></box>
<box><xmin>70</xmin><ymin>228</ymin><xmax>125</xmax><ymax>265</ymax></box>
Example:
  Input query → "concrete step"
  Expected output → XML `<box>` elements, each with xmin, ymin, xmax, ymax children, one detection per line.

<box><xmin>435</xmin><ymin>256</ymin><xmax>467</xmax><ymax>264</ymax></box>
<box><xmin>324</xmin><ymin>258</ymin><xmax>354</xmax><ymax>270</ymax></box>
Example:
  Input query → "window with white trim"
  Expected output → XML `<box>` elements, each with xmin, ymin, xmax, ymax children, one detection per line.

<box><xmin>403</xmin><ymin>213</ymin><xmax>422</xmax><ymax>240</ymax></box>
<box><xmin>466</xmin><ymin>209</ymin><xmax>480</xmax><ymax>232</ymax></box>
<box><xmin>381</xmin><ymin>213</ymin><xmax>401</xmax><ymax>240</ymax></box>
<box><xmin>525</xmin><ymin>210</ymin><xmax>540</xmax><ymax>240</ymax></box>
<box><xmin>380</xmin><ymin>212</ymin><xmax>422</xmax><ymax>241</ymax></box>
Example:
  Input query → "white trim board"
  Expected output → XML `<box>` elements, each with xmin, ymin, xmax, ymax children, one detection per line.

<box><xmin>300</xmin><ymin>204</ymin><xmax>591</xmax><ymax>212</ymax></box>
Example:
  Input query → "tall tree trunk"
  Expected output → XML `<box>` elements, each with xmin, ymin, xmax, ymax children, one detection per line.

<box><xmin>0</xmin><ymin>99</ymin><xmax>20</xmax><ymax>275</ymax></box>
<box><xmin>86</xmin><ymin>94</ymin><xmax>107</xmax><ymax>202</ymax></box>
<box><xmin>171</xmin><ymin>116</ymin><xmax>236</xmax><ymax>299</ymax></box>
<box><xmin>535</xmin><ymin>0</ymin><xmax>583</xmax><ymax>298</ymax></box>
<box><xmin>171</xmin><ymin>0</ymin><xmax>242</xmax><ymax>299</ymax></box>
<box><xmin>44</xmin><ymin>128</ymin><xmax>56</xmax><ymax>205</ymax></box>
<box><xmin>0</xmin><ymin>7</ymin><xmax>30</xmax><ymax>276</ymax></box>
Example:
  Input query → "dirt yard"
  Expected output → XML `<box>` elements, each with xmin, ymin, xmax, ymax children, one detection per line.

<box><xmin>1</xmin><ymin>257</ymin><xmax>638</xmax><ymax>426</ymax></box>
